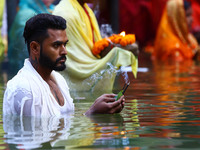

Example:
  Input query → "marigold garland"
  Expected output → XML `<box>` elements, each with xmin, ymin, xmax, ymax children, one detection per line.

<box><xmin>109</xmin><ymin>34</ymin><xmax>136</xmax><ymax>46</ymax></box>
<box><xmin>92</xmin><ymin>38</ymin><xmax>110</xmax><ymax>56</ymax></box>
<box><xmin>92</xmin><ymin>33</ymin><xmax>136</xmax><ymax>57</ymax></box>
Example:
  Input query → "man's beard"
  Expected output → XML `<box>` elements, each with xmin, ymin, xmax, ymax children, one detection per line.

<box><xmin>39</xmin><ymin>46</ymin><xmax>66</xmax><ymax>71</ymax></box>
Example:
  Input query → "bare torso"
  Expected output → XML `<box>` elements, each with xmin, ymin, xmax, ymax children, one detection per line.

<box><xmin>47</xmin><ymin>79</ymin><xmax>65</xmax><ymax>106</ymax></box>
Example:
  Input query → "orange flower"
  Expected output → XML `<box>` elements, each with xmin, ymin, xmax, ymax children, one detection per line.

<box><xmin>92</xmin><ymin>33</ymin><xmax>136</xmax><ymax>57</ymax></box>
<box><xmin>92</xmin><ymin>38</ymin><xmax>109</xmax><ymax>57</ymax></box>
<box><xmin>120</xmin><ymin>38</ymin><xmax>127</xmax><ymax>46</ymax></box>
<box><xmin>109</xmin><ymin>33</ymin><xmax>136</xmax><ymax>46</ymax></box>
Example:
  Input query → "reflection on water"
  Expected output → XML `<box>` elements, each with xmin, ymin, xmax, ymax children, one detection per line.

<box><xmin>3</xmin><ymin>115</ymin><xmax>73</xmax><ymax>149</ymax></box>
<box><xmin>1</xmin><ymin>54</ymin><xmax>200</xmax><ymax>149</ymax></box>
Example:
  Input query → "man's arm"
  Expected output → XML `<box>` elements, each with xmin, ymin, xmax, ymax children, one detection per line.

<box><xmin>13</xmin><ymin>90</ymin><xmax>33</xmax><ymax>116</ymax></box>
<box><xmin>85</xmin><ymin>94</ymin><xmax>125</xmax><ymax>116</ymax></box>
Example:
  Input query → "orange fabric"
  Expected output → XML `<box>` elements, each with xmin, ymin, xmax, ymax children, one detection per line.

<box><xmin>151</xmin><ymin>0</ymin><xmax>198</xmax><ymax>61</ymax></box>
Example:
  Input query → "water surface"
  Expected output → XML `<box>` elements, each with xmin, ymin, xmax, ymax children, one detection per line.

<box><xmin>1</xmin><ymin>54</ymin><xmax>200</xmax><ymax>149</ymax></box>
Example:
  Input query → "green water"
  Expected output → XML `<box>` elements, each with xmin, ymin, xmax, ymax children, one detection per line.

<box><xmin>1</xmin><ymin>53</ymin><xmax>200</xmax><ymax>149</ymax></box>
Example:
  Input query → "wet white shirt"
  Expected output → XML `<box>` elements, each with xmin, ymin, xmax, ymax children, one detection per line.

<box><xmin>3</xmin><ymin>59</ymin><xmax>74</xmax><ymax>117</ymax></box>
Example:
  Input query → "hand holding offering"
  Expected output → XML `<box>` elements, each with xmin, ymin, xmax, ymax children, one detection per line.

<box><xmin>92</xmin><ymin>31</ymin><xmax>137</xmax><ymax>58</ymax></box>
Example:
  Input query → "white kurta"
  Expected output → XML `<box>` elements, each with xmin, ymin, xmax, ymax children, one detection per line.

<box><xmin>3</xmin><ymin>59</ymin><xmax>74</xmax><ymax>117</ymax></box>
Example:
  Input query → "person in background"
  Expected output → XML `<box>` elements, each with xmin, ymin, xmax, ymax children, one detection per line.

<box><xmin>3</xmin><ymin>13</ymin><xmax>125</xmax><ymax>117</ymax></box>
<box><xmin>147</xmin><ymin>0</ymin><xmax>198</xmax><ymax>62</ymax></box>
<box><xmin>0</xmin><ymin>0</ymin><xmax>7</xmax><ymax>61</ymax></box>
<box><xmin>191</xmin><ymin>0</ymin><xmax>200</xmax><ymax>44</ymax></box>
<box><xmin>53</xmin><ymin>0</ymin><xmax>139</xmax><ymax>93</ymax></box>
<box><xmin>8</xmin><ymin>0</ymin><xmax>55</xmax><ymax>74</ymax></box>
<box><xmin>119</xmin><ymin>0</ymin><xmax>168</xmax><ymax>49</ymax></box>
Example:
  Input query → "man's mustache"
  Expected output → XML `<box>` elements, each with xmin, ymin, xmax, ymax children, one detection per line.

<box><xmin>56</xmin><ymin>55</ymin><xmax>67</xmax><ymax>63</ymax></box>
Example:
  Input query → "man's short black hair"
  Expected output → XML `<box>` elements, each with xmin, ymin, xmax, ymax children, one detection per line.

<box><xmin>23</xmin><ymin>13</ymin><xmax>67</xmax><ymax>54</ymax></box>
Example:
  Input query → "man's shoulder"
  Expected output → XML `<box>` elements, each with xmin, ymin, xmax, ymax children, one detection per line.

<box><xmin>6</xmin><ymin>73</ymin><xmax>31</xmax><ymax>92</ymax></box>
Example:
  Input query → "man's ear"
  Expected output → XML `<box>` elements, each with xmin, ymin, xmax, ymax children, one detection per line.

<box><xmin>30</xmin><ymin>41</ymin><xmax>40</xmax><ymax>55</ymax></box>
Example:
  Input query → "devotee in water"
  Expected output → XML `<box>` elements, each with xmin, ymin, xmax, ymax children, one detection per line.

<box><xmin>8</xmin><ymin>0</ymin><xmax>55</xmax><ymax>74</ymax></box>
<box><xmin>146</xmin><ymin>0</ymin><xmax>199</xmax><ymax>61</ymax></box>
<box><xmin>53</xmin><ymin>0</ymin><xmax>139</xmax><ymax>92</ymax></box>
<box><xmin>3</xmin><ymin>13</ymin><xmax>125</xmax><ymax>117</ymax></box>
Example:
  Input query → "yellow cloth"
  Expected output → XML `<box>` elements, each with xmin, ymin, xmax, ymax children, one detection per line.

<box><xmin>0</xmin><ymin>0</ymin><xmax>5</xmax><ymax>60</ymax></box>
<box><xmin>53</xmin><ymin>0</ymin><xmax>138</xmax><ymax>92</ymax></box>
<box><xmin>151</xmin><ymin>0</ymin><xmax>198</xmax><ymax>61</ymax></box>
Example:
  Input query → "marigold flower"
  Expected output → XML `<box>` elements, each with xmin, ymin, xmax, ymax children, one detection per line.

<box><xmin>92</xmin><ymin>38</ymin><xmax>110</xmax><ymax>57</ymax></box>
<box><xmin>92</xmin><ymin>33</ymin><xmax>136</xmax><ymax>57</ymax></box>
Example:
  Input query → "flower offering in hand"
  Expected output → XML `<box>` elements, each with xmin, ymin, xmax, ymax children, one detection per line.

<box><xmin>92</xmin><ymin>38</ymin><xmax>110</xmax><ymax>57</ymax></box>
<box><xmin>110</xmin><ymin>32</ymin><xmax>136</xmax><ymax>46</ymax></box>
<box><xmin>92</xmin><ymin>31</ymin><xmax>136</xmax><ymax>57</ymax></box>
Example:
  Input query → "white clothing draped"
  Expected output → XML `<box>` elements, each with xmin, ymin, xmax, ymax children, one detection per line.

<box><xmin>3</xmin><ymin>59</ymin><xmax>74</xmax><ymax>117</ymax></box>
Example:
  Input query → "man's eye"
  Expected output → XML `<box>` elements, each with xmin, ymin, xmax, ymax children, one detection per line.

<box><xmin>54</xmin><ymin>44</ymin><xmax>59</xmax><ymax>48</ymax></box>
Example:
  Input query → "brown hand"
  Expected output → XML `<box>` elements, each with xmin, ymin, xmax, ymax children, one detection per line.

<box><xmin>85</xmin><ymin>94</ymin><xmax>125</xmax><ymax>116</ymax></box>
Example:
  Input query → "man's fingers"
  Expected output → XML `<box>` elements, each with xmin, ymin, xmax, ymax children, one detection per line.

<box><xmin>109</xmin><ymin>96</ymin><xmax>125</xmax><ymax>113</ymax></box>
<box><xmin>110</xmin><ymin>99</ymin><xmax>122</xmax><ymax>108</ymax></box>
<box><xmin>109</xmin><ymin>101</ymin><xmax>123</xmax><ymax>113</ymax></box>
<box><xmin>104</xmin><ymin>97</ymin><xmax>116</xmax><ymax>103</ymax></box>
<box><xmin>103</xmin><ymin>93</ymin><xmax>116</xmax><ymax>98</ymax></box>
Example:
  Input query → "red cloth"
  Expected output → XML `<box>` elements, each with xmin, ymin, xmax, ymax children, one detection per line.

<box><xmin>84</xmin><ymin>7</ymin><xmax>95</xmax><ymax>44</ymax></box>
<box><xmin>119</xmin><ymin>0</ymin><xmax>168</xmax><ymax>47</ymax></box>
<box><xmin>191</xmin><ymin>0</ymin><xmax>200</xmax><ymax>29</ymax></box>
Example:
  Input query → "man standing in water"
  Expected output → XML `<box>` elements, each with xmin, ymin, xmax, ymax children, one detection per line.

<box><xmin>3</xmin><ymin>13</ymin><xmax>125</xmax><ymax>117</ymax></box>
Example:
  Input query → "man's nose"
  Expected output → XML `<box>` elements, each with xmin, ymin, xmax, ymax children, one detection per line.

<box><xmin>60</xmin><ymin>45</ymin><xmax>67</xmax><ymax>55</ymax></box>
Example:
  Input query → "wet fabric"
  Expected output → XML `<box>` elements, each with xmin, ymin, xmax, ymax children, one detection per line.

<box><xmin>3</xmin><ymin>59</ymin><xmax>74</xmax><ymax>117</ymax></box>
<box><xmin>53</xmin><ymin>0</ymin><xmax>138</xmax><ymax>92</ymax></box>
<box><xmin>150</xmin><ymin>0</ymin><xmax>198</xmax><ymax>61</ymax></box>
<box><xmin>8</xmin><ymin>0</ymin><xmax>54</xmax><ymax>73</ymax></box>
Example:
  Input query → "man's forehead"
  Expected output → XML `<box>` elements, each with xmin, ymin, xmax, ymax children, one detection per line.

<box><xmin>44</xmin><ymin>29</ymin><xmax>68</xmax><ymax>42</ymax></box>
<box><xmin>47</xmin><ymin>29</ymin><xmax>67</xmax><ymax>37</ymax></box>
